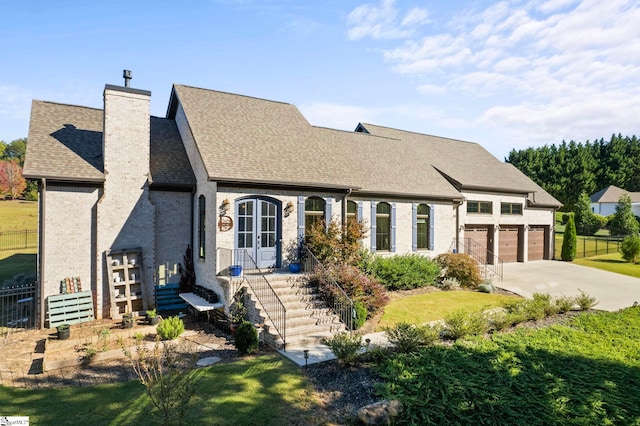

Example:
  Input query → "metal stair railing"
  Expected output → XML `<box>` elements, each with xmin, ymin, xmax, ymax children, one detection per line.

<box><xmin>450</xmin><ymin>238</ymin><xmax>504</xmax><ymax>281</ymax></box>
<box><xmin>301</xmin><ymin>246</ymin><xmax>354</xmax><ymax>333</ymax></box>
<box><xmin>234</xmin><ymin>249</ymin><xmax>287</xmax><ymax>350</ymax></box>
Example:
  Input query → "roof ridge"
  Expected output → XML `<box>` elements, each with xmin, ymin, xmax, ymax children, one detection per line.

<box><xmin>361</xmin><ymin>122</ymin><xmax>479</xmax><ymax>146</ymax></box>
<box><xmin>35</xmin><ymin>99</ymin><xmax>103</xmax><ymax>112</ymax></box>
<box><xmin>173</xmin><ymin>83</ymin><xmax>294</xmax><ymax>107</ymax></box>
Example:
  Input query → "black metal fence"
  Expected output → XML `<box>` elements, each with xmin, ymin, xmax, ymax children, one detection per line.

<box><xmin>0</xmin><ymin>229</ymin><xmax>37</xmax><ymax>252</ymax></box>
<box><xmin>555</xmin><ymin>235</ymin><xmax>623</xmax><ymax>259</ymax></box>
<box><xmin>1</xmin><ymin>281</ymin><xmax>37</xmax><ymax>335</ymax></box>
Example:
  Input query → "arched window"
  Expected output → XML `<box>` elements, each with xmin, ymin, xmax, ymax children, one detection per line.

<box><xmin>376</xmin><ymin>202</ymin><xmax>391</xmax><ymax>251</ymax></box>
<box><xmin>305</xmin><ymin>196</ymin><xmax>326</xmax><ymax>233</ymax></box>
<box><xmin>416</xmin><ymin>204</ymin><xmax>430</xmax><ymax>250</ymax></box>
<box><xmin>347</xmin><ymin>200</ymin><xmax>358</xmax><ymax>223</ymax></box>
<box><xmin>198</xmin><ymin>195</ymin><xmax>206</xmax><ymax>258</ymax></box>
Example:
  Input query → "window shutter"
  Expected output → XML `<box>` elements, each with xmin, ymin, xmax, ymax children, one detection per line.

<box><xmin>325</xmin><ymin>197</ymin><xmax>332</xmax><ymax>230</ymax></box>
<box><xmin>412</xmin><ymin>203</ymin><xmax>418</xmax><ymax>252</ymax></box>
<box><xmin>391</xmin><ymin>202</ymin><xmax>397</xmax><ymax>252</ymax></box>
<box><xmin>370</xmin><ymin>202</ymin><xmax>377</xmax><ymax>252</ymax></box>
<box><xmin>297</xmin><ymin>196</ymin><xmax>305</xmax><ymax>241</ymax></box>
<box><xmin>429</xmin><ymin>203</ymin><xmax>435</xmax><ymax>251</ymax></box>
<box><xmin>357</xmin><ymin>201</ymin><xmax>363</xmax><ymax>221</ymax></box>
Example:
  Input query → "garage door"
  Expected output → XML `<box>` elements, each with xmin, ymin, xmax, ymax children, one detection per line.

<box><xmin>464</xmin><ymin>226</ymin><xmax>489</xmax><ymax>263</ymax></box>
<box><xmin>499</xmin><ymin>227</ymin><xmax>519</xmax><ymax>263</ymax></box>
<box><xmin>528</xmin><ymin>226</ymin><xmax>546</xmax><ymax>261</ymax></box>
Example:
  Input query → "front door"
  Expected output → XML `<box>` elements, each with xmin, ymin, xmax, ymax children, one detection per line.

<box><xmin>236</xmin><ymin>198</ymin><xmax>280</xmax><ymax>269</ymax></box>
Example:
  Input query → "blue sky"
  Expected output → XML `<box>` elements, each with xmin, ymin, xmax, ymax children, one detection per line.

<box><xmin>1</xmin><ymin>0</ymin><xmax>639</xmax><ymax>160</ymax></box>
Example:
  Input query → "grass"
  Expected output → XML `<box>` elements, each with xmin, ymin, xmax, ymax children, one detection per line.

<box><xmin>376</xmin><ymin>291</ymin><xmax>519</xmax><ymax>330</ymax></box>
<box><xmin>554</xmin><ymin>233</ymin><xmax>622</xmax><ymax>259</ymax></box>
<box><xmin>0</xmin><ymin>200</ymin><xmax>37</xmax><ymax>231</ymax></box>
<box><xmin>573</xmin><ymin>253</ymin><xmax>640</xmax><ymax>279</ymax></box>
<box><xmin>376</xmin><ymin>307</ymin><xmax>640</xmax><ymax>425</ymax></box>
<box><xmin>0</xmin><ymin>250</ymin><xmax>36</xmax><ymax>284</ymax></box>
<box><xmin>0</xmin><ymin>355</ymin><xmax>319</xmax><ymax>425</ymax></box>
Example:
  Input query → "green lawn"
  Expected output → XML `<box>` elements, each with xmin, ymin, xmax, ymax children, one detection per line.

<box><xmin>0</xmin><ymin>200</ymin><xmax>37</xmax><ymax>231</ymax></box>
<box><xmin>377</xmin><ymin>291</ymin><xmax>519</xmax><ymax>330</ymax></box>
<box><xmin>0</xmin><ymin>355</ymin><xmax>319</xmax><ymax>425</ymax></box>
<box><xmin>573</xmin><ymin>253</ymin><xmax>640</xmax><ymax>279</ymax></box>
<box><xmin>0</xmin><ymin>250</ymin><xmax>36</xmax><ymax>284</ymax></box>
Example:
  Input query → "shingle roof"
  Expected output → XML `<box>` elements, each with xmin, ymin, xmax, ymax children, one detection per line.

<box><xmin>24</xmin><ymin>100</ymin><xmax>195</xmax><ymax>188</ymax></box>
<box><xmin>357</xmin><ymin>123</ymin><xmax>562</xmax><ymax>207</ymax></box>
<box><xmin>590</xmin><ymin>185</ymin><xmax>640</xmax><ymax>203</ymax></box>
<box><xmin>24</xmin><ymin>101</ymin><xmax>105</xmax><ymax>182</ymax></box>
<box><xmin>170</xmin><ymin>84</ymin><xmax>462</xmax><ymax>200</ymax></box>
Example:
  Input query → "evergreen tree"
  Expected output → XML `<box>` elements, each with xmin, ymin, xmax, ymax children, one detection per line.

<box><xmin>574</xmin><ymin>192</ymin><xmax>600</xmax><ymax>236</ymax></box>
<box><xmin>609</xmin><ymin>194</ymin><xmax>639</xmax><ymax>236</ymax></box>
<box><xmin>561</xmin><ymin>215</ymin><xmax>577</xmax><ymax>261</ymax></box>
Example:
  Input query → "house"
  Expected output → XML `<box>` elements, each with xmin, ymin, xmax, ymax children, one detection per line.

<box><xmin>590</xmin><ymin>185</ymin><xmax>640</xmax><ymax>216</ymax></box>
<box><xmin>23</xmin><ymin>74</ymin><xmax>561</xmax><ymax>332</ymax></box>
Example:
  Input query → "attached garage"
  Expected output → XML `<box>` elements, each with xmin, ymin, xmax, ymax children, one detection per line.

<box><xmin>464</xmin><ymin>226</ymin><xmax>491</xmax><ymax>263</ymax></box>
<box><xmin>528</xmin><ymin>226</ymin><xmax>547</xmax><ymax>261</ymax></box>
<box><xmin>499</xmin><ymin>226</ymin><xmax>519</xmax><ymax>263</ymax></box>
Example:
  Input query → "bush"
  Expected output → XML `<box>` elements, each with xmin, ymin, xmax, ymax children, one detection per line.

<box><xmin>621</xmin><ymin>234</ymin><xmax>640</xmax><ymax>263</ymax></box>
<box><xmin>353</xmin><ymin>300</ymin><xmax>367</xmax><ymax>330</ymax></box>
<box><xmin>530</xmin><ymin>293</ymin><xmax>559</xmax><ymax>318</ymax></box>
<box><xmin>305</xmin><ymin>218</ymin><xmax>368</xmax><ymax>266</ymax></box>
<box><xmin>442</xmin><ymin>310</ymin><xmax>487</xmax><ymax>340</ymax></box>
<box><xmin>371</xmin><ymin>254</ymin><xmax>441</xmax><ymax>290</ymax></box>
<box><xmin>561</xmin><ymin>215</ymin><xmax>577</xmax><ymax>261</ymax></box>
<box><xmin>234</xmin><ymin>321</ymin><xmax>258</xmax><ymax>355</ymax></box>
<box><xmin>156</xmin><ymin>316</ymin><xmax>185</xmax><ymax>340</ymax></box>
<box><xmin>383</xmin><ymin>321</ymin><xmax>440</xmax><ymax>353</ymax></box>
<box><xmin>322</xmin><ymin>332</ymin><xmax>363</xmax><ymax>366</ymax></box>
<box><xmin>309</xmin><ymin>264</ymin><xmax>389</xmax><ymax>316</ymax></box>
<box><xmin>554</xmin><ymin>295</ymin><xmax>576</xmax><ymax>313</ymax></box>
<box><xmin>477</xmin><ymin>281</ymin><xmax>494</xmax><ymax>293</ymax></box>
<box><xmin>486</xmin><ymin>309</ymin><xmax>512</xmax><ymax>332</ymax></box>
<box><xmin>436</xmin><ymin>277</ymin><xmax>461</xmax><ymax>291</ymax></box>
<box><xmin>435</xmin><ymin>253</ymin><xmax>482</xmax><ymax>289</ymax></box>
<box><xmin>575</xmin><ymin>290</ymin><xmax>598</xmax><ymax>310</ymax></box>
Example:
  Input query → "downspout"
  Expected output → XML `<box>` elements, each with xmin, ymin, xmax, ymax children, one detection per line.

<box><xmin>39</xmin><ymin>178</ymin><xmax>46</xmax><ymax>329</ymax></box>
<box><xmin>341</xmin><ymin>188</ymin><xmax>353</xmax><ymax>236</ymax></box>
<box><xmin>454</xmin><ymin>200</ymin><xmax>462</xmax><ymax>253</ymax></box>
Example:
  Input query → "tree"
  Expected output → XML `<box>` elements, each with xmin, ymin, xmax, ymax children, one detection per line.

<box><xmin>609</xmin><ymin>194</ymin><xmax>639</xmax><ymax>236</ymax></box>
<box><xmin>0</xmin><ymin>160</ymin><xmax>26</xmax><ymax>199</ymax></box>
<box><xmin>4</xmin><ymin>138</ymin><xmax>27</xmax><ymax>166</ymax></box>
<box><xmin>574</xmin><ymin>192</ymin><xmax>601</xmax><ymax>236</ymax></box>
<box><xmin>0</xmin><ymin>140</ymin><xmax>6</xmax><ymax>159</ymax></box>
<box><xmin>561</xmin><ymin>215</ymin><xmax>577</xmax><ymax>261</ymax></box>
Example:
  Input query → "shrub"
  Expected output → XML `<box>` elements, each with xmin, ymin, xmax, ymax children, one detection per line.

<box><xmin>477</xmin><ymin>281</ymin><xmax>494</xmax><ymax>293</ymax></box>
<box><xmin>371</xmin><ymin>254</ymin><xmax>441</xmax><ymax>290</ymax></box>
<box><xmin>621</xmin><ymin>234</ymin><xmax>640</xmax><ymax>263</ymax></box>
<box><xmin>353</xmin><ymin>300</ymin><xmax>367</xmax><ymax>330</ymax></box>
<box><xmin>442</xmin><ymin>310</ymin><xmax>487</xmax><ymax>340</ymax></box>
<box><xmin>309</xmin><ymin>264</ymin><xmax>389</xmax><ymax>316</ymax></box>
<box><xmin>554</xmin><ymin>295</ymin><xmax>576</xmax><ymax>313</ymax></box>
<box><xmin>383</xmin><ymin>321</ymin><xmax>440</xmax><ymax>353</ymax></box>
<box><xmin>486</xmin><ymin>309</ymin><xmax>512</xmax><ymax>332</ymax></box>
<box><xmin>234</xmin><ymin>321</ymin><xmax>258</xmax><ymax>355</ymax></box>
<box><xmin>156</xmin><ymin>316</ymin><xmax>185</xmax><ymax>340</ymax></box>
<box><xmin>561</xmin><ymin>215</ymin><xmax>577</xmax><ymax>261</ymax></box>
<box><xmin>437</xmin><ymin>277</ymin><xmax>461</xmax><ymax>291</ymax></box>
<box><xmin>305</xmin><ymin>218</ymin><xmax>368</xmax><ymax>266</ymax></box>
<box><xmin>575</xmin><ymin>290</ymin><xmax>598</xmax><ymax>310</ymax></box>
<box><xmin>529</xmin><ymin>293</ymin><xmax>559</xmax><ymax>318</ymax></box>
<box><xmin>322</xmin><ymin>332</ymin><xmax>363</xmax><ymax>366</ymax></box>
<box><xmin>435</xmin><ymin>253</ymin><xmax>482</xmax><ymax>289</ymax></box>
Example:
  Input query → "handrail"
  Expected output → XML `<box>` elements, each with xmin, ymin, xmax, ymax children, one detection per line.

<box><xmin>301</xmin><ymin>247</ymin><xmax>354</xmax><ymax>332</ymax></box>
<box><xmin>450</xmin><ymin>238</ymin><xmax>504</xmax><ymax>281</ymax></box>
<box><xmin>233</xmin><ymin>249</ymin><xmax>287</xmax><ymax>350</ymax></box>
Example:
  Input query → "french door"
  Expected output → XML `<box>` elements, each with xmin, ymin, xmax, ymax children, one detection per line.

<box><xmin>236</xmin><ymin>198</ymin><xmax>279</xmax><ymax>269</ymax></box>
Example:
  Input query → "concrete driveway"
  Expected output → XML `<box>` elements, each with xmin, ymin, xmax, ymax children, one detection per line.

<box><xmin>498</xmin><ymin>260</ymin><xmax>640</xmax><ymax>312</ymax></box>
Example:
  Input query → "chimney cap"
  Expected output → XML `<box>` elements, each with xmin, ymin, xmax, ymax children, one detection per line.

<box><xmin>123</xmin><ymin>70</ymin><xmax>132</xmax><ymax>87</ymax></box>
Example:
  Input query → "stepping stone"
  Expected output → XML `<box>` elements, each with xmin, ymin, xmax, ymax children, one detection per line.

<box><xmin>196</xmin><ymin>356</ymin><xmax>221</xmax><ymax>367</ymax></box>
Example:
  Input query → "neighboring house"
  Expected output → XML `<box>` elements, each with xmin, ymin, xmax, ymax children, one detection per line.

<box><xmin>23</xmin><ymin>76</ymin><xmax>561</xmax><ymax>327</ymax></box>
<box><xmin>590</xmin><ymin>185</ymin><xmax>640</xmax><ymax>217</ymax></box>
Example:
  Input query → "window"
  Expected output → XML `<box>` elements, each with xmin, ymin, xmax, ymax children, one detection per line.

<box><xmin>416</xmin><ymin>204</ymin><xmax>430</xmax><ymax>250</ymax></box>
<box><xmin>467</xmin><ymin>201</ymin><xmax>492</xmax><ymax>214</ymax></box>
<box><xmin>501</xmin><ymin>203</ymin><xmax>523</xmax><ymax>215</ymax></box>
<box><xmin>305</xmin><ymin>196</ymin><xmax>326</xmax><ymax>233</ymax></box>
<box><xmin>198</xmin><ymin>195</ymin><xmax>206</xmax><ymax>258</ymax></box>
<box><xmin>376</xmin><ymin>202</ymin><xmax>391</xmax><ymax>251</ymax></box>
<box><xmin>347</xmin><ymin>200</ymin><xmax>358</xmax><ymax>222</ymax></box>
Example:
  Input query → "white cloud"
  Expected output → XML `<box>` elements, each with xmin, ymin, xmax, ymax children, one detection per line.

<box><xmin>346</xmin><ymin>0</ymin><xmax>429</xmax><ymax>40</ymax></box>
<box><xmin>346</xmin><ymin>0</ymin><xmax>640</xmax><ymax>152</ymax></box>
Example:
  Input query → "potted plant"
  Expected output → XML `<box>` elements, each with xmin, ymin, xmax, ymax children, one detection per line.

<box><xmin>57</xmin><ymin>323</ymin><xmax>70</xmax><ymax>340</ymax></box>
<box><xmin>122</xmin><ymin>312</ymin><xmax>134</xmax><ymax>329</ymax></box>
<box><xmin>146</xmin><ymin>308</ymin><xmax>159</xmax><ymax>325</ymax></box>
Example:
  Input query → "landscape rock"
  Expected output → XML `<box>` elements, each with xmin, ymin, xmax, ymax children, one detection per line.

<box><xmin>357</xmin><ymin>399</ymin><xmax>403</xmax><ymax>425</ymax></box>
